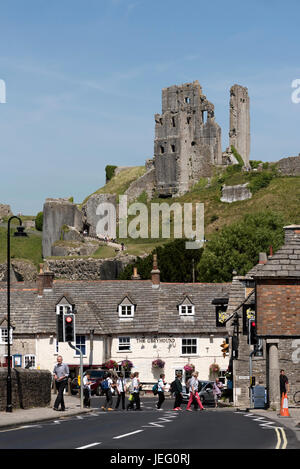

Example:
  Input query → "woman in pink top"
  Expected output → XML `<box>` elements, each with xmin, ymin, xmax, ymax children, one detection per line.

<box><xmin>186</xmin><ymin>372</ymin><xmax>204</xmax><ymax>411</ymax></box>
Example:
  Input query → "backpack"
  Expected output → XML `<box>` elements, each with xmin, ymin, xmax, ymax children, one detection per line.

<box><xmin>152</xmin><ymin>383</ymin><xmax>158</xmax><ymax>395</ymax></box>
<box><xmin>170</xmin><ymin>380</ymin><xmax>176</xmax><ymax>394</ymax></box>
<box><xmin>101</xmin><ymin>379</ymin><xmax>109</xmax><ymax>390</ymax></box>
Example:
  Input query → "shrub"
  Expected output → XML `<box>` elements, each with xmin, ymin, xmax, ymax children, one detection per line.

<box><xmin>35</xmin><ymin>212</ymin><xmax>43</xmax><ymax>231</ymax></box>
<box><xmin>105</xmin><ymin>165</ymin><xmax>117</xmax><ymax>182</ymax></box>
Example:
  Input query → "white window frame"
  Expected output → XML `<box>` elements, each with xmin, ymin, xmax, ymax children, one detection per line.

<box><xmin>75</xmin><ymin>335</ymin><xmax>86</xmax><ymax>357</ymax></box>
<box><xmin>118</xmin><ymin>336</ymin><xmax>131</xmax><ymax>352</ymax></box>
<box><xmin>0</xmin><ymin>327</ymin><xmax>13</xmax><ymax>345</ymax></box>
<box><xmin>181</xmin><ymin>338</ymin><xmax>198</xmax><ymax>355</ymax></box>
<box><xmin>24</xmin><ymin>354</ymin><xmax>36</xmax><ymax>369</ymax></box>
<box><xmin>179</xmin><ymin>304</ymin><xmax>195</xmax><ymax>316</ymax></box>
<box><xmin>118</xmin><ymin>304</ymin><xmax>134</xmax><ymax>318</ymax></box>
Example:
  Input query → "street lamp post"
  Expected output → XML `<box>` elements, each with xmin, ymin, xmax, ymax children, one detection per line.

<box><xmin>6</xmin><ymin>216</ymin><xmax>27</xmax><ymax>413</ymax></box>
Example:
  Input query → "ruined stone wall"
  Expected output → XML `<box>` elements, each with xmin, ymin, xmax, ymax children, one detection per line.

<box><xmin>221</xmin><ymin>183</ymin><xmax>252</xmax><ymax>203</ymax></box>
<box><xmin>45</xmin><ymin>254</ymin><xmax>137</xmax><ymax>280</ymax></box>
<box><xmin>124</xmin><ymin>168</ymin><xmax>155</xmax><ymax>201</ymax></box>
<box><xmin>42</xmin><ymin>198</ymin><xmax>84</xmax><ymax>258</ymax></box>
<box><xmin>0</xmin><ymin>369</ymin><xmax>52</xmax><ymax>410</ymax></box>
<box><xmin>277</xmin><ymin>155</ymin><xmax>300</xmax><ymax>176</ymax></box>
<box><xmin>81</xmin><ymin>193</ymin><xmax>117</xmax><ymax>238</ymax></box>
<box><xmin>229</xmin><ymin>84</ymin><xmax>250</xmax><ymax>167</ymax></box>
<box><xmin>154</xmin><ymin>81</ymin><xmax>222</xmax><ymax>197</ymax></box>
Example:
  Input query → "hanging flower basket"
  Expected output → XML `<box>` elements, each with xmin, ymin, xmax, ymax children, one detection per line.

<box><xmin>104</xmin><ymin>359</ymin><xmax>118</xmax><ymax>370</ymax></box>
<box><xmin>121</xmin><ymin>359</ymin><xmax>133</xmax><ymax>371</ymax></box>
<box><xmin>152</xmin><ymin>359</ymin><xmax>165</xmax><ymax>369</ymax></box>
<box><xmin>184</xmin><ymin>363</ymin><xmax>195</xmax><ymax>373</ymax></box>
<box><xmin>209</xmin><ymin>363</ymin><xmax>220</xmax><ymax>374</ymax></box>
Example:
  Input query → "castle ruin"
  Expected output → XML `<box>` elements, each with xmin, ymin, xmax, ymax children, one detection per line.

<box><xmin>154</xmin><ymin>81</ymin><xmax>223</xmax><ymax>197</ymax></box>
<box><xmin>229</xmin><ymin>84</ymin><xmax>250</xmax><ymax>167</ymax></box>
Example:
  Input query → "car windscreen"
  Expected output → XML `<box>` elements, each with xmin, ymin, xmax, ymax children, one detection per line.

<box><xmin>89</xmin><ymin>371</ymin><xmax>105</xmax><ymax>378</ymax></box>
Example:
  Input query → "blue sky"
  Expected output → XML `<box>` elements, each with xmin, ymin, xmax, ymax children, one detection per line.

<box><xmin>0</xmin><ymin>0</ymin><xmax>300</xmax><ymax>214</ymax></box>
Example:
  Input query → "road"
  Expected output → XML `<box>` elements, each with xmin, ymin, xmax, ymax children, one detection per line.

<box><xmin>0</xmin><ymin>397</ymin><xmax>298</xmax><ymax>450</ymax></box>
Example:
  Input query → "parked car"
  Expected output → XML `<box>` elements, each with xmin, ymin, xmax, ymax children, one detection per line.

<box><xmin>182</xmin><ymin>380</ymin><xmax>216</xmax><ymax>405</ymax></box>
<box><xmin>71</xmin><ymin>369</ymin><xmax>106</xmax><ymax>396</ymax></box>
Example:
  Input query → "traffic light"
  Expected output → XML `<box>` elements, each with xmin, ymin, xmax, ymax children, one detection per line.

<box><xmin>221</xmin><ymin>340</ymin><xmax>229</xmax><ymax>358</ymax></box>
<box><xmin>64</xmin><ymin>313</ymin><xmax>75</xmax><ymax>342</ymax></box>
<box><xmin>249</xmin><ymin>320</ymin><xmax>258</xmax><ymax>345</ymax></box>
<box><xmin>56</xmin><ymin>312</ymin><xmax>64</xmax><ymax>342</ymax></box>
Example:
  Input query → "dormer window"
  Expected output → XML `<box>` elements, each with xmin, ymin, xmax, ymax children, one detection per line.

<box><xmin>178</xmin><ymin>296</ymin><xmax>195</xmax><ymax>316</ymax></box>
<box><xmin>118</xmin><ymin>296</ymin><xmax>135</xmax><ymax>318</ymax></box>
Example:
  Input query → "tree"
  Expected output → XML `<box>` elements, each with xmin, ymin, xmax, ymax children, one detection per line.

<box><xmin>119</xmin><ymin>238</ymin><xmax>203</xmax><ymax>282</ymax></box>
<box><xmin>197</xmin><ymin>211</ymin><xmax>285</xmax><ymax>282</ymax></box>
<box><xmin>35</xmin><ymin>211</ymin><xmax>43</xmax><ymax>231</ymax></box>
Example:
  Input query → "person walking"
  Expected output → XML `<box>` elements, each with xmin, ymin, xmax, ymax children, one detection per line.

<box><xmin>132</xmin><ymin>371</ymin><xmax>141</xmax><ymax>410</ymax></box>
<box><xmin>115</xmin><ymin>372</ymin><xmax>127</xmax><ymax>410</ymax></box>
<box><xmin>53</xmin><ymin>355</ymin><xmax>69</xmax><ymax>411</ymax></box>
<box><xmin>173</xmin><ymin>372</ymin><xmax>183</xmax><ymax>411</ymax></box>
<box><xmin>156</xmin><ymin>373</ymin><xmax>166</xmax><ymax>410</ymax></box>
<box><xmin>186</xmin><ymin>372</ymin><xmax>204</xmax><ymax>411</ymax></box>
<box><xmin>101</xmin><ymin>372</ymin><xmax>114</xmax><ymax>411</ymax></box>
<box><xmin>83</xmin><ymin>372</ymin><xmax>92</xmax><ymax>408</ymax></box>
<box><xmin>213</xmin><ymin>377</ymin><xmax>223</xmax><ymax>408</ymax></box>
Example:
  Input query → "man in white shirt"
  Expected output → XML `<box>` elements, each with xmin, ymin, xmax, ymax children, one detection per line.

<box><xmin>101</xmin><ymin>372</ymin><xmax>114</xmax><ymax>411</ymax></box>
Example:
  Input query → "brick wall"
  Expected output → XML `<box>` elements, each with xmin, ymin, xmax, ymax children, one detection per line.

<box><xmin>256</xmin><ymin>279</ymin><xmax>300</xmax><ymax>336</ymax></box>
<box><xmin>0</xmin><ymin>369</ymin><xmax>52</xmax><ymax>411</ymax></box>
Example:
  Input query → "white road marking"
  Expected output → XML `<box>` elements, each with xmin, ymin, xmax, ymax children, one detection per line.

<box><xmin>113</xmin><ymin>430</ymin><xmax>144</xmax><ymax>439</ymax></box>
<box><xmin>76</xmin><ymin>442</ymin><xmax>102</xmax><ymax>449</ymax></box>
<box><xmin>142</xmin><ymin>422</ymin><xmax>164</xmax><ymax>428</ymax></box>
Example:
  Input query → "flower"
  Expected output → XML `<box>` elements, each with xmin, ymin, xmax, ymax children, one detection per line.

<box><xmin>121</xmin><ymin>359</ymin><xmax>133</xmax><ymax>370</ymax></box>
<box><xmin>184</xmin><ymin>363</ymin><xmax>195</xmax><ymax>373</ymax></box>
<box><xmin>104</xmin><ymin>359</ymin><xmax>118</xmax><ymax>369</ymax></box>
<box><xmin>152</xmin><ymin>359</ymin><xmax>165</xmax><ymax>369</ymax></box>
<box><xmin>209</xmin><ymin>363</ymin><xmax>220</xmax><ymax>374</ymax></box>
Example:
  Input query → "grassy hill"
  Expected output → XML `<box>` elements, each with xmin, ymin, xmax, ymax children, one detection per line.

<box><xmin>2</xmin><ymin>163</ymin><xmax>300</xmax><ymax>270</ymax></box>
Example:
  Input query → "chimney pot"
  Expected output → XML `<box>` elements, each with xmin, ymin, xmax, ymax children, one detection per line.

<box><xmin>259</xmin><ymin>252</ymin><xmax>267</xmax><ymax>264</ymax></box>
<box><xmin>151</xmin><ymin>254</ymin><xmax>160</xmax><ymax>288</ymax></box>
<box><xmin>131</xmin><ymin>266</ymin><xmax>141</xmax><ymax>280</ymax></box>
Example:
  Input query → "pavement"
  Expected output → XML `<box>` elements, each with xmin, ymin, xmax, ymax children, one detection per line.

<box><xmin>0</xmin><ymin>393</ymin><xmax>299</xmax><ymax>443</ymax></box>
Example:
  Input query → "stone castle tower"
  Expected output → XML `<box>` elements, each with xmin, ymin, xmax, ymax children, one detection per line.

<box><xmin>154</xmin><ymin>81</ymin><xmax>222</xmax><ymax>197</ymax></box>
<box><xmin>229</xmin><ymin>84</ymin><xmax>250</xmax><ymax>167</ymax></box>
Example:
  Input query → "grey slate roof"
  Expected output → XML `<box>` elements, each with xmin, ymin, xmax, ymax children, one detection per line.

<box><xmin>0</xmin><ymin>280</ymin><xmax>230</xmax><ymax>336</ymax></box>
<box><xmin>251</xmin><ymin>226</ymin><xmax>300</xmax><ymax>278</ymax></box>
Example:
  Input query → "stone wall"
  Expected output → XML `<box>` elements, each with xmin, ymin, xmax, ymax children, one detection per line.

<box><xmin>124</xmin><ymin>168</ymin><xmax>155</xmax><ymax>201</ymax></box>
<box><xmin>0</xmin><ymin>204</ymin><xmax>12</xmax><ymax>219</ymax></box>
<box><xmin>221</xmin><ymin>183</ymin><xmax>252</xmax><ymax>203</ymax></box>
<box><xmin>154</xmin><ymin>81</ymin><xmax>222</xmax><ymax>197</ymax></box>
<box><xmin>81</xmin><ymin>193</ymin><xmax>117</xmax><ymax>238</ymax></box>
<box><xmin>229</xmin><ymin>84</ymin><xmax>250</xmax><ymax>167</ymax></box>
<box><xmin>0</xmin><ymin>369</ymin><xmax>52</xmax><ymax>410</ymax></box>
<box><xmin>0</xmin><ymin>260</ymin><xmax>38</xmax><ymax>282</ymax></box>
<box><xmin>277</xmin><ymin>155</ymin><xmax>300</xmax><ymax>176</ymax></box>
<box><xmin>45</xmin><ymin>254</ymin><xmax>137</xmax><ymax>280</ymax></box>
<box><xmin>42</xmin><ymin>198</ymin><xmax>84</xmax><ymax>258</ymax></box>
<box><xmin>230</xmin><ymin>333</ymin><xmax>300</xmax><ymax>408</ymax></box>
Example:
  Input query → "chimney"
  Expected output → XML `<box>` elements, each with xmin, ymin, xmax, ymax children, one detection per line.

<box><xmin>258</xmin><ymin>252</ymin><xmax>267</xmax><ymax>264</ymax></box>
<box><xmin>131</xmin><ymin>266</ymin><xmax>141</xmax><ymax>280</ymax></box>
<box><xmin>283</xmin><ymin>225</ymin><xmax>300</xmax><ymax>244</ymax></box>
<box><xmin>37</xmin><ymin>263</ymin><xmax>54</xmax><ymax>297</ymax></box>
<box><xmin>151</xmin><ymin>254</ymin><xmax>160</xmax><ymax>288</ymax></box>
